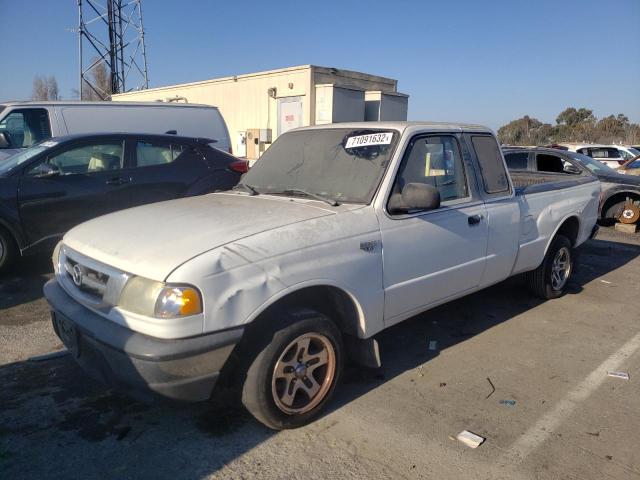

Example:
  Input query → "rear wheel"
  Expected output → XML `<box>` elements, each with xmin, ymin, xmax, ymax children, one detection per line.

<box><xmin>525</xmin><ymin>234</ymin><xmax>573</xmax><ymax>299</ymax></box>
<box><xmin>241</xmin><ymin>309</ymin><xmax>343</xmax><ymax>430</ymax></box>
<box><xmin>0</xmin><ymin>227</ymin><xmax>17</xmax><ymax>273</ymax></box>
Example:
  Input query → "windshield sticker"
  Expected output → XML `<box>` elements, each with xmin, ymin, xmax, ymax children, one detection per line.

<box><xmin>40</xmin><ymin>141</ymin><xmax>58</xmax><ymax>148</ymax></box>
<box><xmin>345</xmin><ymin>132</ymin><xmax>393</xmax><ymax>149</ymax></box>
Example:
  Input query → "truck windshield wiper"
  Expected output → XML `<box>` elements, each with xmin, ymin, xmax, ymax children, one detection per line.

<box><xmin>274</xmin><ymin>189</ymin><xmax>340</xmax><ymax>206</ymax></box>
<box><xmin>235</xmin><ymin>182</ymin><xmax>260</xmax><ymax>195</ymax></box>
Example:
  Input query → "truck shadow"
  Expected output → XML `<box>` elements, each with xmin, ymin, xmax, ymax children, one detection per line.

<box><xmin>0</xmin><ymin>254</ymin><xmax>53</xmax><ymax>312</ymax></box>
<box><xmin>0</xmin><ymin>237</ymin><xmax>637</xmax><ymax>479</ymax></box>
<box><xmin>330</xmin><ymin>237</ymin><xmax>639</xmax><ymax>413</ymax></box>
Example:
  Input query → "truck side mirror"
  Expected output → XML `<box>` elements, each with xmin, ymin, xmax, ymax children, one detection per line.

<box><xmin>388</xmin><ymin>183</ymin><xmax>441</xmax><ymax>214</ymax></box>
<box><xmin>0</xmin><ymin>132</ymin><xmax>11</xmax><ymax>148</ymax></box>
<box><xmin>563</xmin><ymin>163</ymin><xmax>581</xmax><ymax>175</ymax></box>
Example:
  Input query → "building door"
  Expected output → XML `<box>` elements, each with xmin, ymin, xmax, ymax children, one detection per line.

<box><xmin>278</xmin><ymin>96</ymin><xmax>303</xmax><ymax>136</ymax></box>
<box><xmin>236</xmin><ymin>131</ymin><xmax>247</xmax><ymax>158</ymax></box>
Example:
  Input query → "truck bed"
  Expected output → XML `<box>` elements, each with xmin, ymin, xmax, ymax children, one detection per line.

<box><xmin>510</xmin><ymin>171</ymin><xmax>598</xmax><ymax>195</ymax></box>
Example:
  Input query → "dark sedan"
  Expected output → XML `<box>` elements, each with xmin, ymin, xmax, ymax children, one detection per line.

<box><xmin>503</xmin><ymin>146</ymin><xmax>640</xmax><ymax>224</ymax></box>
<box><xmin>0</xmin><ymin>133</ymin><xmax>246</xmax><ymax>270</ymax></box>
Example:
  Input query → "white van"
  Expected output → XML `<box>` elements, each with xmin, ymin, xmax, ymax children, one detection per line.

<box><xmin>0</xmin><ymin>101</ymin><xmax>231</xmax><ymax>161</ymax></box>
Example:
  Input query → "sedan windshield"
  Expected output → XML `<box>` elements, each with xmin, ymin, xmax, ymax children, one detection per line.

<box><xmin>240</xmin><ymin>128</ymin><xmax>400</xmax><ymax>204</ymax></box>
<box><xmin>0</xmin><ymin>142</ymin><xmax>51</xmax><ymax>175</ymax></box>
<box><xmin>567</xmin><ymin>151</ymin><xmax>617</xmax><ymax>174</ymax></box>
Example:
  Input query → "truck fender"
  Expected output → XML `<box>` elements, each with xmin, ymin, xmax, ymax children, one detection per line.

<box><xmin>243</xmin><ymin>278</ymin><xmax>368</xmax><ymax>338</ymax></box>
<box><xmin>542</xmin><ymin>213</ymin><xmax>581</xmax><ymax>257</ymax></box>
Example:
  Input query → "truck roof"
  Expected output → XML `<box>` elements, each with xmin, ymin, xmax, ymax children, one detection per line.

<box><xmin>295</xmin><ymin>121</ymin><xmax>493</xmax><ymax>134</ymax></box>
<box><xmin>0</xmin><ymin>100</ymin><xmax>217</xmax><ymax>109</ymax></box>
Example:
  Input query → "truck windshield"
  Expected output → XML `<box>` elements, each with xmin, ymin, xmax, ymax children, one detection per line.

<box><xmin>241</xmin><ymin>128</ymin><xmax>400</xmax><ymax>204</ymax></box>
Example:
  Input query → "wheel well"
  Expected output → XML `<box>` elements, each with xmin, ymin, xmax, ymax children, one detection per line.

<box><xmin>217</xmin><ymin>285</ymin><xmax>363</xmax><ymax>388</ymax></box>
<box><xmin>556</xmin><ymin>216</ymin><xmax>580</xmax><ymax>247</ymax></box>
<box><xmin>0</xmin><ymin>223</ymin><xmax>19</xmax><ymax>251</ymax></box>
<box><xmin>602</xmin><ymin>192</ymin><xmax>640</xmax><ymax>219</ymax></box>
<box><xmin>246</xmin><ymin>285</ymin><xmax>362</xmax><ymax>337</ymax></box>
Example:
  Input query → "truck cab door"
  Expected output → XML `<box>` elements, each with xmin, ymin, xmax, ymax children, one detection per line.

<box><xmin>377</xmin><ymin>133</ymin><xmax>488</xmax><ymax>326</ymax></box>
<box><xmin>18</xmin><ymin>139</ymin><xmax>131</xmax><ymax>251</ymax></box>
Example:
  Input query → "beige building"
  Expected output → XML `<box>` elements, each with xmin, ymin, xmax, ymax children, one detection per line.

<box><xmin>111</xmin><ymin>65</ymin><xmax>408</xmax><ymax>159</ymax></box>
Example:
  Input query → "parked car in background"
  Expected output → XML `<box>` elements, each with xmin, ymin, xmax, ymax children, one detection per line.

<box><xmin>0</xmin><ymin>102</ymin><xmax>232</xmax><ymax>161</ymax></box>
<box><xmin>0</xmin><ymin>133</ymin><xmax>246</xmax><ymax>271</ymax></box>
<box><xmin>504</xmin><ymin>146</ymin><xmax>640</xmax><ymax>224</ymax></box>
<box><xmin>45</xmin><ymin>122</ymin><xmax>598</xmax><ymax>430</ymax></box>
<box><xmin>616</xmin><ymin>156</ymin><xmax>640</xmax><ymax>176</ymax></box>
<box><xmin>561</xmin><ymin>143</ymin><xmax>640</xmax><ymax>168</ymax></box>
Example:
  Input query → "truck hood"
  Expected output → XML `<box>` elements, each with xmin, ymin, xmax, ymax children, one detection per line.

<box><xmin>597</xmin><ymin>171</ymin><xmax>640</xmax><ymax>187</ymax></box>
<box><xmin>63</xmin><ymin>192</ymin><xmax>342</xmax><ymax>281</ymax></box>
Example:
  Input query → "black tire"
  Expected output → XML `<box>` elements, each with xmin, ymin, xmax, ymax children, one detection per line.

<box><xmin>241</xmin><ymin>309</ymin><xmax>343</xmax><ymax>430</ymax></box>
<box><xmin>525</xmin><ymin>234</ymin><xmax>573</xmax><ymax>300</ymax></box>
<box><xmin>0</xmin><ymin>227</ymin><xmax>17</xmax><ymax>273</ymax></box>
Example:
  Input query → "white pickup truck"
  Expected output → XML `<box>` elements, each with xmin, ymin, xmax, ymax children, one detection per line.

<box><xmin>45</xmin><ymin>122</ymin><xmax>600</xmax><ymax>429</ymax></box>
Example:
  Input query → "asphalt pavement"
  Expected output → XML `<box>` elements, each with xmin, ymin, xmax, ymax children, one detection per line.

<box><xmin>1</xmin><ymin>227</ymin><xmax>640</xmax><ymax>479</ymax></box>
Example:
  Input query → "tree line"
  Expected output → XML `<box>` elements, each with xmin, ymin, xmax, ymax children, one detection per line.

<box><xmin>498</xmin><ymin>107</ymin><xmax>640</xmax><ymax>146</ymax></box>
<box><xmin>31</xmin><ymin>59</ymin><xmax>112</xmax><ymax>101</ymax></box>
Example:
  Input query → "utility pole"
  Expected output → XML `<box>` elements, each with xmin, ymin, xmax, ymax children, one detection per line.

<box><xmin>77</xmin><ymin>0</ymin><xmax>149</xmax><ymax>100</ymax></box>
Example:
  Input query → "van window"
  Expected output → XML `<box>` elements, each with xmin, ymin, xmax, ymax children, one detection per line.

<box><xmin>0</xmin><ymin>109</ymin><xmax>51</xmax><ymax>148</ymax></box>
<box><xmin>471</xmin><ymin>136</ymin><xmax>510</xmax><ymax>194</ymax></box>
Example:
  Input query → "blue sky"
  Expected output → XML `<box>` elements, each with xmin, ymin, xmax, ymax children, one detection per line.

<box><xmin>1</xmin><ymin>0</ymin><xmax>638</xmax><ymax>129</ymax></box>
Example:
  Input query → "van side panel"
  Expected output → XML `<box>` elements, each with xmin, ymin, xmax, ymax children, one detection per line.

<box><xmin>58</xmin><ymin>105</ymin><xmax>231</xmax><ymax>152</ymax></box>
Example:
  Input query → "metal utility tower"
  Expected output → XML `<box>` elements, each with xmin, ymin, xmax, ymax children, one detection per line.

<box><xmin>77</xmin><ymin>0</ymin><xmax>149</xmax><ymax>100</ymax></box>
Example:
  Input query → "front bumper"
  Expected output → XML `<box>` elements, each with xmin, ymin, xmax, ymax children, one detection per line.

<box><xmin>44</xmin><ymin>279</ymin><xmax>243</xmax><ymax>402</ymax></box>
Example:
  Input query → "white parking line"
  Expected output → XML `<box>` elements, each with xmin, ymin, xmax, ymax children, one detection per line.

<box><xmin>506</xmin><ymin>330</ymin><xmax>640</xmax><ymax>463</ymax></box>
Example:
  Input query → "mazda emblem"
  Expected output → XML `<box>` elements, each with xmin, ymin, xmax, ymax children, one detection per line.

<box><xmin>72</xmin><ymin>264</ymin><xmax>84</xmax><ymax>287</ymax></box>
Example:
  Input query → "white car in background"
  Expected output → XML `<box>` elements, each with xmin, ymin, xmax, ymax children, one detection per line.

<box><xmin>561</xmin><ymin>143</ymin><xmax>640</xmax><ymax>168</ymax></box>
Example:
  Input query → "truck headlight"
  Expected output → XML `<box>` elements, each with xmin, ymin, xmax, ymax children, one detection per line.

<box><xmin>118</xmin><ymin>277</ymin><xmax>202</xmax><ymax>318</ymax></box>
<box><xmin>154</xmin><ymin>286</ymin><xmax>202</xmax><ymax>318</ymax></box>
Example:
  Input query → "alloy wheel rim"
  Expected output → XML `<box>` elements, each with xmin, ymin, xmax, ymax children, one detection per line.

<box><xmin>551</xmin><ymin>247</ymin><xmax>571</xmax><ymax>291</ymax></box>
<box><xmin>271</xmin><ymin>332</ymin><xmax>336</xmax><ymax>415</ymax></box>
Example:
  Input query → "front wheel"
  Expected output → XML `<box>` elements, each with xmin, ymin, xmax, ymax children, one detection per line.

<box><xmin>241</xmin><ymin>310</ymin><xmax>343</xmax><ymax>430</ymax></box>
<box><xmin>0</xmin><ymin>227</ymin><xmax>17</xmax><ymax>273</ymax></box>
<box><xmin>525</xmin><ymin>234</ymin><xmax>573</xmax><ymax>300</ymax></box>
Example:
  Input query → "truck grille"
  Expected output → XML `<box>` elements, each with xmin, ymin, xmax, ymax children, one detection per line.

<box><xmin>57</xmin><ymin>245</ymin><xmax>130</xmax><ymax>312</ymax></box>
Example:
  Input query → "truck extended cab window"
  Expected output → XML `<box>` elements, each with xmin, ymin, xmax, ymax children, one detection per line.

<box><xmin>471</xmin><ymin>136</ymin><xmax>510</xmax><ymax>195</ymax></box>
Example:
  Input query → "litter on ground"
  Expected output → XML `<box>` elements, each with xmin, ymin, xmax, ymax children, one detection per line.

<box><xmin>607</xmin><ymin>371</ymin><xmax>630</xmax><ymax>380</ymax></box>
<box><xmin>456</xmin><ymin>430</ymin><xmax>485</xmax><ymax>449</ymax></box>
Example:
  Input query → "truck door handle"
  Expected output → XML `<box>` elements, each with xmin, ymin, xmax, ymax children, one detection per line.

<box><xmin>105</xmin><ymin>177</ymin><xmax>129</xmax><ymax>186</ymax></box>
<box><xmin>468</xmin><ymin>214</ymin><xmax>483</xmax><ymax>226</ymax></box>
